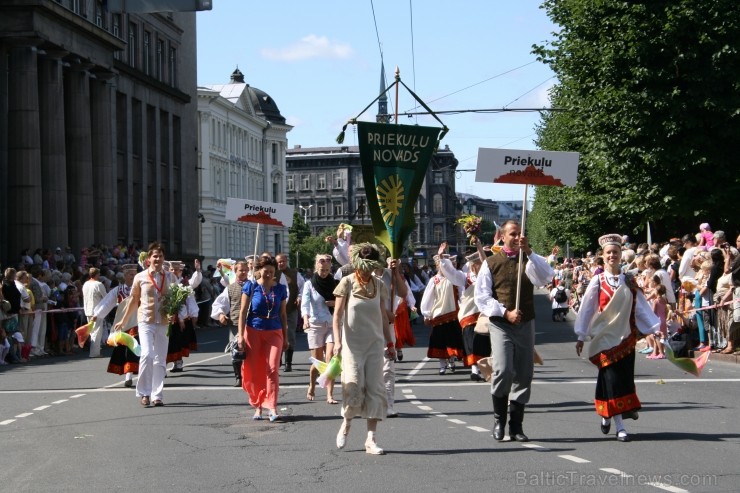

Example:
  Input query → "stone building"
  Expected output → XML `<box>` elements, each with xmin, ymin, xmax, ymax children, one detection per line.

<box><xmin>0</xmin><ymin>0</ymin><xmax>198</xmax><ymax>264</ymax></box>
<box><xmin>197</xmin><ymin>68</ymin><xmax>291</xmax><ymax>266</ymax></box>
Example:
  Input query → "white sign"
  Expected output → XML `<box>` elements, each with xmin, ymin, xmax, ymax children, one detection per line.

<box><xmin>225</xmin><ymin>198</ymin><xmax>294</xmax><ymax>228</ymax></box>
<box><xmin>475</xmin><ymin>148</ymin><xmax>580</xmax><ymax>187</ymax></box>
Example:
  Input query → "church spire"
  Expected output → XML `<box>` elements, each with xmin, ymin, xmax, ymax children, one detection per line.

<box><xmin>376</xmin><ymin>62</ymin><xmax>389</xmax><ymax>123</ymax></box>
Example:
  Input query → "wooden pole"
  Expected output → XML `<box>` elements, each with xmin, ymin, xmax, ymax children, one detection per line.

<box><xmin>514</xmin><ymin>184</ymin><xmax>529</xmax><ymax>312</ymax></box>
<box><xmin>251</xmin><ymin>223</ymin><xmax>261</xmax><ymax>280</ymax></box>
<box><xmin>394</xmin><ymin>66</ymin><xmax>400</xmax><ymax>124</ymax></box>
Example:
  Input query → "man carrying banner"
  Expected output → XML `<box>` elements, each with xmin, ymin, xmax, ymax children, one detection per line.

<box><xmin>474</xmin><ymin>220</ymin><xmax>553</xmax><ymax>442</ymax></box>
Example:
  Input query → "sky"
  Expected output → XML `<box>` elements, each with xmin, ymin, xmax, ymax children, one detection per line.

<box><xmin>196</xmin><ymin>1</ymin><xmax>558</xmax><ymax>202</ymax></box>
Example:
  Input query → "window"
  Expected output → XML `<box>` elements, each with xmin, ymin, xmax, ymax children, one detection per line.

<box><xmin>112</xmin><ymin>14</ymin><xmax>121</xmax><ymax>38</ymax></box>
<box><xmin>286</xmin><ymin>175</ymin><xmax>294</xmax><ymax>191</ymax></box>
<box><xmin>168</xmin><ymin>46</ymin><xmax>177</xmax><ymax>86</ymax></box>
<box><xmin>272</xmin><ymin>143</ymin><xmax>278</xmax><ymax>166</ymax></box>
<box><xmin>356</xmin><ymin>174</ymin><xmax>364</xmax><ymax>189</ymax></box>
<box><xmin>433</xmin><ymin>193</ymin><xmax>443</xmax><ymax>214</ymax></box>
<box><xmin>333</xmin><ymin>173</ymin><xmax>343</xmax><ymax>189</ymax></box>
<box><xmin>433</xmin><ymin>172</ymin><xmax>444</xmax><ymax>184</ymax></box>
<box><xmin>95</xmin><ymin>0</ymin><xmax>104</xmax><ymax>27</ymax></box>
<box><xmin>128</xmin><ymin>23</ymin><xmax>137</xmax><ymax>68</ymax></box>
<box><xmin>318</xmin><ymin>203</ymin><xmax>327</xmax><ymax>217</ymax></box>
<box><xmin>301</xmin><ymin>175</ymin><xmax>310</xmax><ymax>190</ymax></box>
<box><xmin>433</xmin><ymin>225</ymin><xmax>443</xmax><ymax>243</ymax></box>
<box><xmin>143</xmin><ymin>31</ymin><xmax>151</xmax><ymax>75</ymax></box>
<box><xmin>333</xmin><ymin>202</ymin><xmax>343</xmax><ymax>216</ymax></box>
<box><xmin>156</xmin><ymin>39</ymin><xmax>165</xmax><ymax>80</ymax></box>
<box><xmin>317</xmin><ymin>174</ymin><xmax>326</xmax><ymax>190</ymax></box>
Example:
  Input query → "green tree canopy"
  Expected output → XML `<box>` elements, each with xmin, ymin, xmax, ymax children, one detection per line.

<box><xmin>530</xmin><ymin>0</ymin><xmax>740</xmax><ymax>253</ymax></box>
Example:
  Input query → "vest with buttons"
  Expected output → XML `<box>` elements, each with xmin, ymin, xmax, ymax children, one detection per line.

<box><xmin>486</xmin><ymin>251</ymin><xmax>535</xmax><ymax>323</ymax></box>
<box><xmin>228</xmin><ymin>282</ymin><xmax>244</xmax><ymax>326</ymax></box>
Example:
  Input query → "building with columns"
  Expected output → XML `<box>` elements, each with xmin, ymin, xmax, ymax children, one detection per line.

<box><xmin>0</xmin><ymin>0</ymin><xmax>198</xmax><ymax>265</ymax></box>
<box><xmin>197</xmin><ymin>68</ymin><xmax>291</xmax><ymax>266</ymax></box>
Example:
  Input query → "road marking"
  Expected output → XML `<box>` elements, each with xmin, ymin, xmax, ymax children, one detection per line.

<box><xmin>0</xmin><ymin>419</ymin><xmax>16</xmax><ymax>425</ymax></box>
<box><xmin>399</xmin><ymin>357</ymin><xmax>430</xmax><ymax>380</ymax></box>
<box><xmin>417</xmin><ymin>405</ymin><xmax>433</xmax><ymax>411</ymax></box>
<box><xmin>401</xmin><ymin>389</ymin><xmax>412</xmax><ymax>393</ymax></box>
<box><xmin>52</xmin><ymin>399</ymin><xmax>68</xmax><ymax>404</ymax></box>
<box><xmin>15</xmin><ymin>413</ymin><xmax>33</xmax><ymax>418</ymax></box>
<box><xmin>33</xmin><ymin>405</ymin><xmax>51</xmax><ymax>411</ymax></box>
<box><xmin>599</xmin><ymin>468</ymin><xmax>632</xmax><ymax>477</ymax></box>
<box><xmin>646</xmin><ymin>482</ymin><xmax>689</xmax><ymax>493</ymax></box>
<box><xmin>70</xmin><ymin>394</ymin><xmax>85</xmax><ymax>399</ymax></box>
<box><xmin>447</xmin><ymin>418</ymin><xmax>466</xmax><ymax>425</ymax></box>
<box><xmin>467</xmin><ymin>426</ymin><xmax>489</xmax><ymax>433</ymax></box>
<box><xmin>410</xmin><ymin>400</ymin><xmax>422</xmax><ymax>405</ymax></box>
<box><xmin>434</xmin><ymin>414</ymin><xmax>448</xmax><ymax>418</ymax></box>
<box><xmin>405</xmin><ymin>395</ymin><xmax>417</xmax><ymax>399</ymax></box>
<box><xmin>558</xmin><ymin>454</ymin><xmax>590</xmax><ymax>463</ymax></box>
<box><xmin>521</xmin><ymin>443</ymin><xmax>549</xmax><ymax>450</ymax></box>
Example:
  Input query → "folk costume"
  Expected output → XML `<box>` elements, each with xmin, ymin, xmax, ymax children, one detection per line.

<box><xmin>98</xmin><ymin>265</ymin><xmax>140</xmax><ymax>384</ymax></box>
<box><xmin>168</xmin><ymin>261</ymin><xmax>200</xmax><ymax>373</ymax></box>
<box><xmin>421</xmin><ymin>254</ymin><xmax>466</xmax><ymax>374</ymax></box>
<box><xmin>211</xmin><ymin>276</ymin><xmax>248</xmax><ymax>386</ymax></box>
<box><xmin>474</xmin><ymin>244</ymin><xmax>553</xmax><ymax>441</ymax></box>
<box><xmin>574</xmin><ymin>234</ymin><xmax>659</xmax><ymax>442</ymax></box>
<box><xmin>439</xmin><ymin>252</ymin><xmax>491</xmax><ymax>381</ymax></box>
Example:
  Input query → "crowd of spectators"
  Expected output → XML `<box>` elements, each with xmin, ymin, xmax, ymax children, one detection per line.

<box><xmin>0</xmin><ymin>244</ymin><xmax>227</xmax><ymax>367</ymax></box>
<box><xmin>549</xmin><ymin>226</ymin><xmax>740</xmax><ymax>356</ymax></box>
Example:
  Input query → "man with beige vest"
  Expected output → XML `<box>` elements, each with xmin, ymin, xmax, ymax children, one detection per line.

<box><xmin>474</xmin><ymin>220</ymin><xmax>553</xmax><ymax>442</ymax></box>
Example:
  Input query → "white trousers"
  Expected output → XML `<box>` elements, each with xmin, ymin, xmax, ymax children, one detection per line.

<box><xmin>136</xmin><ymin>321</ymin><xmax>169</xmax><ymax>401</ymax></box>
<box><xmin>87</xmin><ymin>316</ymin><xmax>105</xmax><ymax>357</ymax></box>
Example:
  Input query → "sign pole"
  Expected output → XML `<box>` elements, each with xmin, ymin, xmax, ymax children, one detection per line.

<box><xmin>251</xmin><ymin>223</ymin><xmax>261</xmax><ymax>279</ymax></box>
<box><xmin>515</xmin><ymin>184</ymin><xmax>529</xmax><ymax>312</ymax></box>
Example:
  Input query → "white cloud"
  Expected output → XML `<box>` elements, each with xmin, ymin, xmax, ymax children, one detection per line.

<box><xmin>285</xmin><ymin>115</ymin><xmax>303</xmax><ymax>127</ymax></box>
<box><xmin>261</xmin><ymin>35</ymin><xmax>353</xmax><ymax>61</ymax></box>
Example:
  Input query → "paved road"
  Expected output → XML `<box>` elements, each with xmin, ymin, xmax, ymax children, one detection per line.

<box><xmin>2</xmin><ymin>291</ymin><xmax>739</xmax><ymax>493</ymax></box>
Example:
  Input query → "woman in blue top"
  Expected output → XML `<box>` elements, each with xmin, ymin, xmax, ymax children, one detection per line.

<box><xmin>237</xmin><ymin>257</ymin><xmax>288</xmax><ymax>421</ymax></box>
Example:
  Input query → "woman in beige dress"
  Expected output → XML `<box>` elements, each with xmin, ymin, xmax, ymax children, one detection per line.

<box><xmin>332</xmin><ymin>243</ymin><xmax>395</xmax><ymax>455</ymax></box>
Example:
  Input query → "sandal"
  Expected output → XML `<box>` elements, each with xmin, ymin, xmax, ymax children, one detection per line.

<box><xmin>140</xmin><ymin>396</ymin><xmax>150</xmax><ymax>406</ymax></box>
<box><xmin>252</xmin><ymin>408</ymin><xmax>263</xmax><ymax>420</ymax></box>
<box><xmin>327</xmin><ymin>397</ymin><xmax>338</xmax><ymax>405</ymax></box>
<box><xmin>720</xmin><ymin>347</ymin><xmax>735</xmax><ymax>354</ymax></box>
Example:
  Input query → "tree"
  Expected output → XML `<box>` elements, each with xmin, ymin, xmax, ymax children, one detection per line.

<box><xmin>531</xmin><ymin>0</ymin><xmax>740</xmax><ymax>252</ymax></box>
<box><xmin>288</xmin><ymin>213</ymin><xmax>334</xmax><ymax>270</ymax></box>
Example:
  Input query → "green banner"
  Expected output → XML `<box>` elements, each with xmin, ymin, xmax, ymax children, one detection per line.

<box><xmin>358</xmin><ymin>121</ymin><xmax>443</xmax><ymax>258</ymax></box>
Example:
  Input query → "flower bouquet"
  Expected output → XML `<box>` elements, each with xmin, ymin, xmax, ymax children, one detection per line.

<box><xmin>456</xmin><ymin>214</ymin><xmax>483</xmax><ymax>245</ymax></box>
<box><xmin>161</xmin><ymin>283</ymin><xmax>193</xmax><ymax>336</ymax></box>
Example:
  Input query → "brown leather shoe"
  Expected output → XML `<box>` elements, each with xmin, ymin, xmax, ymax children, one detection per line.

<box><xmin>152</xmin><ymin>400</ymin><xmax>164</xmax><ymax>407</ymax></box>
<box><xmin>140</xmin><ymin>396</ymin><xmax>150</xmax><ymax>406</ymax></box>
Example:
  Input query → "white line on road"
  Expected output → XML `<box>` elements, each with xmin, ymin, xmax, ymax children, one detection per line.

<box><xmin>467</xmin><ymin>426</ymin><xmax>489</xmax><ymax>433</ymax></box>
<box><xmin>447</xmin><ymin>418</ymin><xmax>466</xmax><ymax>425</ymax></box>
<box><xmin>599</xmin><ymin>468</ymin><xmax>632</xmax><ymax>477</ymax></box>
<box><xmin>645</xmin><ymin>482</ymin><xmax>689</xmax><ymax>493</ymax></box>
<box><xmin>404</xmin><ymin>395</ymin><xmax>417</xmax><ymax>399</ymax></box>
<box><xmin>400</xmin><ymin>357</ymin><xmax>430</xmax><ymax>380</ymax></box>
<box><xmin>15</xmin><ymin>413</ymin><xmax>33</xmax><ymax>418</ymax></box>
<box><xmin>558</xmin><ymin>454</ymin><xmax>590</xmax><ymax>464</ymax></box>
<box><xmin>410</xmin><ymin>400</ymin><xmax>422</xmax><ymax>405</ymax></box>
<box><xmin>0</xmin><ymin>419</ymin><xmax>16</xmax><ymax>425</ymax></box>
<box><xmin>401</xmin><ymin>389</ymin><xmax>413</xmax><ymax>393</ymax></box>
<box><xmin>51</xmin><ymin>400</ymin><xmax>68</xmax><ymax>404</ymax></box>
<box><xmin>417</xmin><ymin>405</ymin><xmax>433</xmax><ymax>411</ymax></box>
<box><xmin>521</xmin><ymin>443</ymin><xmax>549</xmax><ymax>450</ymax></box>
<box><xmin>33</xmin><ymin>405</ymin><xmax>51</xmax><ymax>411</ymax></box>
<box><xmin>69</xmin><ymin>394</ymin><xmax>85</xmax><ymax>399</ymax></box>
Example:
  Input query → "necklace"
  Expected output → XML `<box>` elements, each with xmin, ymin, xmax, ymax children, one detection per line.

<box><xmin>259</xmin><ymin>283</ymin><xmax>275</xmax><ymax>317</ymax></box>
<box><xmin>354</xmin><ymin>270</ymin><xmax>375</xmax><ymax>296</ymax></box>
<box><xmin>148</xmin><ymin>270</ymin><xmax>164</xmax><ymax>296</ymax></box>
<box><xmin>604</xmin><ymin>271</ymin><xmax>620</xmax><ymax>289</ymax></box>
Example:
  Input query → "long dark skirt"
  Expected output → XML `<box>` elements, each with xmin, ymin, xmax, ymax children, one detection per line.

<box><xmin>594</xmin><ymin>351</ymin><xmax>641</xmax><ymax>418</ymax></box>
<box><xmin>427</xmin><ymin>319</ymin><xmax>465</xmax><ymax>360</ymax></box>
<box><xmin>107</xmin><ymin>327</ymin><xmax>140</xmax><ymax>375</ymax></box>
<box><xmin>462</xmin><ymin>325</ymin><xmax>491</xmax><ymax>367</ymax></box>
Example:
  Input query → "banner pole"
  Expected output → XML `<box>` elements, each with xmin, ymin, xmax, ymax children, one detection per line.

<box><xmin>251</xmin><ymin>223</ymin><xmax>261</xmax><ymax>279</ymax></box>
<box><xmin>394</xmin><ymin>66</ymin><xmax>400</xmax><ymax>124</ymax></box>
<box><xmin>515</xmin><ymin>184</ymin><xmax>529</xmax><ymax>312</ymax></box>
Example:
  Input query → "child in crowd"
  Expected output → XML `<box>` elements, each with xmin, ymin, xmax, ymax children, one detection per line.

<box><xmin>0</xmin><ymin>326</ymin><xmax>9</xmax><ymax>364</ymax></box>
<box><xmin>644</xmin><ymin>276</ymin><xmax>668</xmax><ymax>359</ymax></box>
<box><xmin>698</xmin><ymin>223</ymin><xmax>714</xmax><ymax>251</ymax></box>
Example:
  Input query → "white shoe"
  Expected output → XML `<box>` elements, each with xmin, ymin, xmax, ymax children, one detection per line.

<box><xmin>336</xmin><ymin>421</ymin><xmax>350</xmax><ymax>449</ymax></box>
<box><xmin>364</xmin><ymin>437</ymin><xmax>385</xmax><ymax>455</ymax></box>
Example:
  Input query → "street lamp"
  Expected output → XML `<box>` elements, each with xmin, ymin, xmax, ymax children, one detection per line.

<box><xmin>298</xmin><ymin>204</ymin><xmax>313</xmax><ymax>224</ymax></box>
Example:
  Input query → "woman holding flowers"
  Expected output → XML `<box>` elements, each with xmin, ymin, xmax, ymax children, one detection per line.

<box><xmin>114</xmin><ymin>242</ymin><xmax>178</xmax><ymax>407</ymax></box>
<box><xmin>237</xmin><ymin>256</ymin><xmax>288</xmax><ymax>422</ymax></box>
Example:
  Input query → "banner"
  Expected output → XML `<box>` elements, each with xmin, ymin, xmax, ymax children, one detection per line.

<box><xmin>225</xmin><ymin>198</ymin><xmax>294</xmax><ymax>228</ymax></box>
<box><xmin>358</xmin><ymin>121</ymin><xmax>443</xmax><ymax>258</ymax></box>
<box><xmin>476</xmin><ymin>148</ymin><xmax>580</xmax><ymax>187</ymax></box>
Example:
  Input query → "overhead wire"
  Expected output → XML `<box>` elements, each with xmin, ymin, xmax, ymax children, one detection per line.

<box><xmin>369</xmin><ymin>0</ymin><xmax>393</xmax><ymax>118</ymax></box>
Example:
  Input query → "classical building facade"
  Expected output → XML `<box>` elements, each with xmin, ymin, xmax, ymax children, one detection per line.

<box><xmin>197</xmin><ymin>68</ymin><xmax>291</xmax><ymax>266</ymax></box>
<box><xmin>286</xmin><ymin>143</ymin><xmax>460</xmax><ymax>260</ymax></box>
<box><xmin>0</xmin><ymin>0</ymin><xmax>198</xmax><ymax>264</ymax></box>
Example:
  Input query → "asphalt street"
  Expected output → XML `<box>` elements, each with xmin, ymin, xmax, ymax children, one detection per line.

<box><xmin>2</xmin><ymin>290</ymin><xmax>739</xmax><ymax>493</ymax></box>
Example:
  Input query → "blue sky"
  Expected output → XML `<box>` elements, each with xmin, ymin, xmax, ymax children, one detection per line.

<box><xmin>196</xmin><ymin>1</ymin><xmax>557</xmax><ymax>201</ymax></box>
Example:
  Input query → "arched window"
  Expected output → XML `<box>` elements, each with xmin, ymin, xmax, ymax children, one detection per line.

<box><xmin>433</xmin><ymin>193</ymin><xmax>443</xmax><ymax>214</ymax></box>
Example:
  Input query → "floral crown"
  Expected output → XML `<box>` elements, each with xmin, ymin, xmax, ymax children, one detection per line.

<box><xmin>349</xmin><ymin>243</ymin><xmax>385</xmax><ymax>272</ymax></box>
